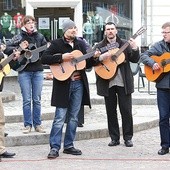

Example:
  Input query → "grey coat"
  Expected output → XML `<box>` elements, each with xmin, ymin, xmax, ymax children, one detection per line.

<box><xmin>140</xmin><ymin>39</ymin><xmax>170</xmax><ymax>89</ymax></box>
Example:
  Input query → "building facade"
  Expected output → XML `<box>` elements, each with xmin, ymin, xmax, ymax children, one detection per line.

<box><xmin>0</xmin><ymin>0</ymin><xmax>170</xmax><ymax>47</ymax></box>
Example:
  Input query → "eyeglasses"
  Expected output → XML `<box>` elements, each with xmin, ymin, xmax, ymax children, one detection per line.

<box><xmin>161</xmin><ymin>31</ymin><xmax>170</xmax><ymax>34</ymax></box>
<box><xmin>26</xmin><ymin>21</ymin><xmax>35</xmax><ymax>25</ymax></box>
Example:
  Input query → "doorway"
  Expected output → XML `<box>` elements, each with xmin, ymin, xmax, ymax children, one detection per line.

<box><xmin>34</xmin><ymin>7</ymin><xmax>74</xmax><ymax>41</ymax></box>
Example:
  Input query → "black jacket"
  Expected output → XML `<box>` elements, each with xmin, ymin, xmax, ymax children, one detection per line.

<box><xmin>4</xmin><ymin>29</ymin><xmax>47</xmax><ymax>72</ymax></box>
<box><xmin>93</xmin><ymin>36</ymin><xmax>140</xmax><ymax>96</ymax></box>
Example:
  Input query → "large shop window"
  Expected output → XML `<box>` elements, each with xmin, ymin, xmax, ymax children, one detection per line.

<box><xmin>3</xmin><ymin>0</ymin><xmax>12</xmax><ymax>10</ymax></box>
<box><xmin>0</xmin><ymin>0</ymin><xmax>25</xmax><ymax>42</ymax></box>
<box><xmin>83</xmin><ymin>0</ymin><xmax>132</xmax><ymax>46</ymax></box>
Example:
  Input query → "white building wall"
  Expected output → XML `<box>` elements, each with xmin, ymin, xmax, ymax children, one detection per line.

<box><xmin>146</xmin><ymin>0</ymin><xmax>170</xmax><ymax>45</ymax></box>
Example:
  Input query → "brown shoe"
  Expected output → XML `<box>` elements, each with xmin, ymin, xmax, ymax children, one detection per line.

<box><xmin>35</xmin><ymin>125</ymin><xmax>46</xmax><ymax>133</ymax></box>
<box><xmin>22</xmin><ymin>126</ymin><xmax>31</xmax><ymax>134</ymax></box>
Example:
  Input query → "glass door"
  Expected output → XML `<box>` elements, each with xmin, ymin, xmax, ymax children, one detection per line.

<box><xmin>51</xmin><ymin>19</ymin><xmax>58</xmax><ymax>40</ymax></box>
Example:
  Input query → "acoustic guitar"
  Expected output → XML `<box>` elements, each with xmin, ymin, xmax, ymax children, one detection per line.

<box><xmin>144</xmin><ymin>52</ymin><xmax>170</xmax><ymax>82</ymax></box>
<box><xmin>50</xmin><ymin>43</ymin><xmax>118</xmax><ymax>81</ymax></box>
<box><xmin>12</xmin><ymin>43</ymin><xmax>49</xmax><ymax>72</ymax></box>
<box><xmin>94</xmin><ymin>26</ymin><xmax>147</xmax><ymax>79</ymax></box>
<box><xmin>0</xmin><ymin>41</ymin><xmax>28</xmax><ymax>84</ymax></box>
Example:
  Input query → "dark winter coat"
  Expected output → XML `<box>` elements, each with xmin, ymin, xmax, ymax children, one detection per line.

<box><xmin>93</xmin><ymin>36</ymin><xmax>140</xmax><ymax>96</ymax></box>
<box><xmin>4</xmin><ymin>29</ymin><xmax>47</xmax><ymax>72</ymax></box>
<box><xmin>41</xmin><ymin>37</ymin><xmax>95</xmax><ymax>108</ymax></box>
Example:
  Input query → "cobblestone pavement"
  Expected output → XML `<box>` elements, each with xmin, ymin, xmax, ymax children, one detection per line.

<box><xmin>1</xmin><ymin>127</ymin><xmax>170</xmax><ymax>170</ymax></box>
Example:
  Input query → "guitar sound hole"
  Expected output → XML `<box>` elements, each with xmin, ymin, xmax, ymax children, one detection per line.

<box><xmin>161</xmin><ymin>60</ymin><xmax>166</xmax><ymax>67</ymax></box>
<box><xmin>25</xmin><ymin>51</ymin><xmax>32</xmax><ymax>59</ymax></box>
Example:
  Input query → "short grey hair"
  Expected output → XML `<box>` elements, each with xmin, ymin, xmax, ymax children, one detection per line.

<box><xmin>162</xmin><ymin>22</ymin><xmax>170</xmax><ymax>29</ymax></box>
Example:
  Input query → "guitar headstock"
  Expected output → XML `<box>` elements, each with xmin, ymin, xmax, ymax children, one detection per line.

<box><xmin>135</xmin><ymin>26</ymin><xmax>147</xmax><ymax>36</ymax></box>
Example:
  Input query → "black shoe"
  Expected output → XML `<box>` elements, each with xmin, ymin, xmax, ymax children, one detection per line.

<box><xmin>63</xmin><ymin>147</ymin><xmax>82</xmax><ymax>155</ymax></box>
<box><xmin>124</xmin><ymin>140</ymin><xmax>133</xmax><ymax>147</ymax></box>
<box><xmin>4</xmin><ymin>133</ymin><xmax>8</xmax><ymax>137</ymax></box>
<box><xmin>78</xmin><ymin>123</ymin><xmax>83</xmax><ymax>127</ymax></box>
<box><xmin>108</xmin><ymin>140</ymin><xmax>120</xmax><ymax>146</ymax></box>
<box><xmin>158</xmin><ymin>147</ymin><xmax>169</xmax><ymax>155</ymax></box>
<box><xmin>47</xmin><ymin>148</ymin><xmax>59</xmax><ymax>159</ymax></box>
<box><xmin>0</xmin><ymin>151</ymin><xmax>16</xmax><ymax>158</ymax></box>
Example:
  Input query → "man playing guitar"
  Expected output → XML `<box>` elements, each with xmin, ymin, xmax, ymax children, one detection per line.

<box><xmin>141</xmin><ymin>22</ymin><xmax>170</xmax><ymax>155</ymax></box>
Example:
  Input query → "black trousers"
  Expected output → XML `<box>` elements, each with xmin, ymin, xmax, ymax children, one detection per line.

<box><xmin>104</xmin><ymin>86</ymin><xmax>133</xmax><ymax>141</ymax></box>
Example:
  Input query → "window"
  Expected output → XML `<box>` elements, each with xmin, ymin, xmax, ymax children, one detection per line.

<box><xmin>3</xmin><ymin>0</ymin><xmax>18</xmax><ymax>10</ymax></box>
<box><xmin>3</xmin><ymin>0</ymin><xmax>12</xmax><ymax>10</ymax></box>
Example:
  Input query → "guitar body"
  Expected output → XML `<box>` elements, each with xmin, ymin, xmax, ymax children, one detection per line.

<box><xmin>50</xmin><ymin>50</ymin><xmax>86</xmax><ymax>81</ymax></box>
<box><xmin>0</xmin><ymin>61</ymin><xmax>11</xmax><ymax>84</ymax></box>
<box><xmin>144</xmin><ymin>53</ymin><xmax>170</xmax><ymax>82</ymax></box>
<box><xmin>94</xmin><ymin>26</ymin><xmax>146</xmax><ymax>79</ymax></box>
<box><xmin>13</xmin><ymin>43</ymin><xmax>48</xmax><ymax>72</ymax></box>
<box><xmin>94</xmin><ymin>48</ymin><xmax>125</xmax><ymax>79</ymax></box>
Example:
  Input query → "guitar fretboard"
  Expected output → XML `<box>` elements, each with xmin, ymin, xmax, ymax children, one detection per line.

<box><xmin>75</xmin><ymin>42</ymin><xmax>119</xmax><ymax>63</ymax></box>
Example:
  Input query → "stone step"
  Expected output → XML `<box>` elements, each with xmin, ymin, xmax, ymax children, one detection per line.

<box><xmin>1</xmin><ymin>90</ymin><xmax>16</xmax><ymax>103</ymax></box>
<box><xmin>4</xmin><ymin>95</ymin><xmax>157</xmax><ymax>124</ymax></box>
<box><xmin>4</xmin><ymin>104</ymin><xmax>159</xmax><ymax>147</ymax></box>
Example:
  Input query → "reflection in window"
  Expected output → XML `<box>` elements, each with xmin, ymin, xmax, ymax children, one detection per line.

<box><xmin>3</xmin><ymin>0</ymin><xmax>12</xmax><ymax>10</ymax></box>
<box><xmin>83</xmin><ymin>0</ymin><xmax>132</xmax><ymax>46</ymax></box>
<box><xmin>3</xmin><ymin>0</ymin><xmax>18</xmax><ymax>10</ymax></box>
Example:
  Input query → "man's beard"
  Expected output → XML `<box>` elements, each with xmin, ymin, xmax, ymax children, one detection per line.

<box><xmin>67</xmin><ymin>35</ymin><xmax>76</xmax><ymax>41</ymax></box>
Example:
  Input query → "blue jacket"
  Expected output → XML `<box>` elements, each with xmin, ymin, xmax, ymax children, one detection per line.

<box><xmin>140</xmin><ymin>39</ymin><xmax>170</xmax><ymax>89</ymax></box>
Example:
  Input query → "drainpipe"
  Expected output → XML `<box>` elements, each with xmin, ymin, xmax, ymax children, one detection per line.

<box><xmin>150</xmin><ymin>0</ymin><xmax>153</xmax><ymax>45</ymax></box>
<box><xmin>141</xmin><ymin>0</ymin><xmax>147</xmax><ymax>46</ymax></box>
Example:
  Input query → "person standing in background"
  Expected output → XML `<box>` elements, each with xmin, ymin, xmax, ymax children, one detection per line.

<box><xmin>0</xmin><ymin>12</ymin><xmax>13</xmax><ymax>39</ymax></box>
<box><xmin>4</xmin><ymin>15</ymin><xmax>47</xmax><ymax>134</ymax></box>
<box><xmin>140</xmin><ymin>22</ymin><xmax>170</xmax><ymax>155</ymax></box>
<box><xmin>83</xmin><ymin>18</ymin><xmax>93</xmax><ymax>46</ymax></box>
<box><xmin>92</xmin><ymin>12</ymin><xmax>104</xmax><ymax>43</ymax></box>
<box><xmin>93</xmin><ymin>22</ymin><xmax>140</xmax><ymax>147</ymax></box>
<box><xmin>13</xmin><ymin>12</ymin><xmax>24</xmax><ymax>34</ymax></box>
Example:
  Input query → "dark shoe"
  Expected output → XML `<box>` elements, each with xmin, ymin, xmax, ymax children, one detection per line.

<box><xmin>4</xmin><ymin>132</ymin><xmax>8</xmax><ymax>137</ymax></box>
<box><xmin>108</xmin><ymin>140</ymin><xmax>120</xmax><ymax>146</ymax></box>
<box><xmin>0</xmin><ymin>151</ymin><xmax>16</xmax><ymax>158</ymax></box>
<box><xmin>63</xmin><ymin>147</ymin><xmax>82</xmax><ymax>155</ymax></box>
<box><xmin>124</xmin><ymin>140</ymin><xmax>133</xmax><ymax>147</ymax></box>
<box><xmin>47</xmin><ymin>148</ymin><xmax>59</xmax><ymax>159</ymax></box>
<box><xmin>158</xmin><ymin>147</ymin><xmax>169</xmax><ymax>155</ymax></box>
<box><xmin>78</xmin><ymin>123</ymin><xmax>83</xmax><ymax>127</ymax></box>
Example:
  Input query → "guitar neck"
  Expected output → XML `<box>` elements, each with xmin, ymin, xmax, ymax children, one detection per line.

<box><xmin>0</xmin><ymin>47</ymin><xmax>23</xmax><ymax>67</ymax></box>
<box><xmin>75</xmin><ymin>45</ymin><xmax>115</xmax><ymax>63</ymax></box>
<box><xmin>75</xmin><ymin>51</ymin><xmax>95</xmax><ymax>63</ymax></box>
<box><xmin>32</xmin><ymin>44</ymin><xmax>47</xmax><ymax>53</ymax></box>
<box><xmin>113</xmin><ymin>33</ymin><xmax>138</xmax><ymax>57</ymax></box>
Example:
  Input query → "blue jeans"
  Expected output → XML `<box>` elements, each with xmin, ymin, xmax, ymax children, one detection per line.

<box><xmin>18</xmin><ymin>71</ymin><xmax>43</xmax><ymax>128</ymax></box>
<box><xmin>157</xmin><ymin>89</ymin><xmax>170</xmax><ymax>148</ymax></box>
<box><xmin>49</xmin><ymin>80</ymin><xmax>83</xmax><ymax>151</ymax></box>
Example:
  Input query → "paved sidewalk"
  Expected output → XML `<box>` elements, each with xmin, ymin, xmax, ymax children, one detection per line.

<box><xmin>1</xmin><ymin>74</ymin><xmax>159</xmax><ymax>147</ymax></box>
<box><xmin>1</xmin><ymin>127</ymin><xmax>170</xmax><ymax>170</ymax></box>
